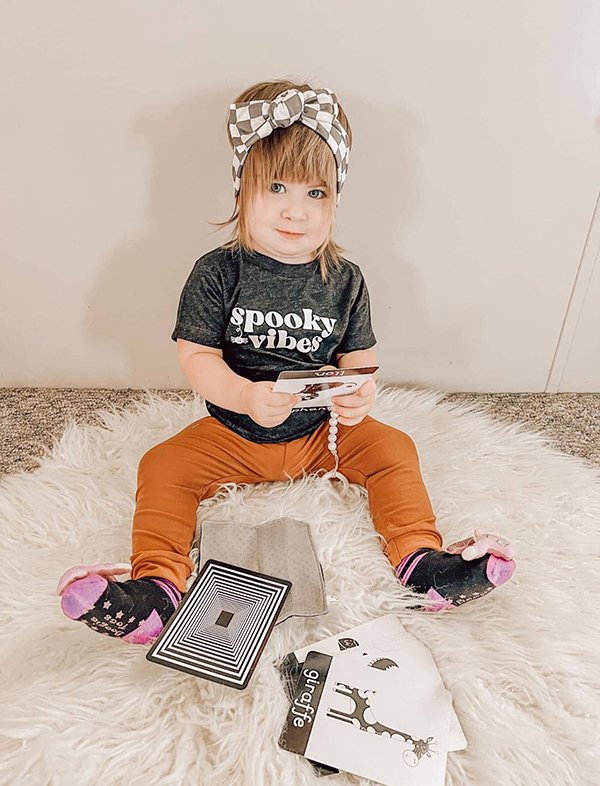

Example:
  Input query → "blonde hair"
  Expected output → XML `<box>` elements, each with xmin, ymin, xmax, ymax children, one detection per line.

<box><xmin>208</xmin><ymin>78</ymin><xmax>353</xmax><ymax>284</ymax></box>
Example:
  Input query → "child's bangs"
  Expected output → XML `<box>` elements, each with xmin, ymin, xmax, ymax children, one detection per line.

<box><xmin>246</xmin><ymin>124</ymin><xmax>337</xmax><ymax>199</ymax></box>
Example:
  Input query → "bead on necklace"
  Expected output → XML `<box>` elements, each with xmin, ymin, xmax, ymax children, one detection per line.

<box><xmin>325</xmin><ymin>408</ymin><xmax>341</xmax><ymax>479</ymax></box>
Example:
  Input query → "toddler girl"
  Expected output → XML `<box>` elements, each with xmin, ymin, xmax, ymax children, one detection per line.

<box><xmin>57</xmin><ymin>79</ymin><xmax>516</xmax><ymax>644</ymax></box>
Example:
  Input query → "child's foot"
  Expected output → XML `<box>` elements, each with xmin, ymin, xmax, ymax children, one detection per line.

<box><xmin>396</xmin><ymin>542</ymin><xmax>516</xmax><ymax>611</ymax></box>
<box><xmin>60</xmin><ymin>574</ymin><xmax>182</xmax><ymax>643</ymax></box>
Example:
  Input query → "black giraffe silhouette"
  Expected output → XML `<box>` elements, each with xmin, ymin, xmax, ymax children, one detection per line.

<box><xmin>326</xmin><ymin>682</ymin><xmax>437</xmax><ymax>767</ymax></box>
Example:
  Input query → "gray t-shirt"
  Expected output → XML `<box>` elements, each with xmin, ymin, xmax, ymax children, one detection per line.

<box><xmin>171</xmin><ymin>246</ymin><xmax>377</xmax><ymax>443</ymax></box>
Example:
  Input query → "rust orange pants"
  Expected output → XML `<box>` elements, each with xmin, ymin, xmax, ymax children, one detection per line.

<box><xmin>130</xmin><ymin>415</ymin><xmax>443</xmax><ymax>594</ymax></box>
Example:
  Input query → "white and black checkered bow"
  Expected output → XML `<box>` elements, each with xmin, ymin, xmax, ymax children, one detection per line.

<box><xmin>228</xmin><ymin>87</ymin><xmax>350</xmax><ymax>206</ymax></box>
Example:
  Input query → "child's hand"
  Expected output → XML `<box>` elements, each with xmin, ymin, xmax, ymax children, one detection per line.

<box><xmin>330</xmin><ymin>374</ymin><xmax>377</xmax><ymax>426</ymax></box>
<box><xmin>446</xmin><ymin>528</ymin><xmax>516</xmax><ymax>561</ymax></box>
<box><xmin>56</xmin><ymin>562</ymin><xmax>131</xmax><ymax>596</ymax></box>
<box><xmin>239</xmin><ymin>380</ymin><xmax>301</xmax><ymax>429</ymax></box>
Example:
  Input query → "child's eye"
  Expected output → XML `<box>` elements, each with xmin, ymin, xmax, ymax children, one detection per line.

<box><xmin>270</xmin><ymin>183</ymin><xmax>326</xmax><ymax>199</ymax></box>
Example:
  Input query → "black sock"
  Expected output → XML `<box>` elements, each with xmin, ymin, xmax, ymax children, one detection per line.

<box><xmin>396</xmin><ymin>547</ymin><xmax>515</xmax><ymax>610</ymax></box>
<box><xmin>60</xmin><ymin>574</ymin><xmax>182</xmax><ymax>643</ymax></box>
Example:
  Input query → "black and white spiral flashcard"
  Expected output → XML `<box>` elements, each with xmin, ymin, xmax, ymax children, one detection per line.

<box><xmin>146</xmin><ymin>560</ymin><xmax>291</xmax><ymax>690</ymax></box>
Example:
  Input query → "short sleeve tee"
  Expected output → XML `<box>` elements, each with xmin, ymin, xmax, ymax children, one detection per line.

<box><xmin>171</xmin><ymin>246</ymin><xmax>377</xmax><ymax>443</ymax></box>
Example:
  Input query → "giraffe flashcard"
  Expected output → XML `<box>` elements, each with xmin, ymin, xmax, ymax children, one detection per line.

<box><xmin>278</xmin><ymin>650</ymin><xmax>452</xmax><ymax>786</ymax></box>
<box><xmin>273</xmin><ymin>366</ymin><xmax>379</xmax><ymax>410</ymax></box>
<box><xmin>287</xmin><ymin>613</ymin><xmax>466</xmax><ymax>753</ymax></box>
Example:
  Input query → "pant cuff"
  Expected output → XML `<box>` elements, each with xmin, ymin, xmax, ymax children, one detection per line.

<box><xmin>384</xmin><ymin>533</ymin><xmax>444</xmax><ymax>570</ymax></box>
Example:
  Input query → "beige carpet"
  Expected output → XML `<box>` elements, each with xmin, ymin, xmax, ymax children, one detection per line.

<box><xmin>1</xmin><ymin>388</ymin><xmax>599</xmax><ymax>478</ymax></box>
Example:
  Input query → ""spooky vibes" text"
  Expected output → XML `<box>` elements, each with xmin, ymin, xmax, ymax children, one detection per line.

<box><xmin>229</xmin><ymin>307</ymin><xmax>338</xmax><ymax>355</ymax></box>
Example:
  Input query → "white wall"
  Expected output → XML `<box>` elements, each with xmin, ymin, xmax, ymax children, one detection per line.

<box><xmin>2</xmin><ymin>0</ymin><xmax>599</xmax><ymax>391</ymax></box>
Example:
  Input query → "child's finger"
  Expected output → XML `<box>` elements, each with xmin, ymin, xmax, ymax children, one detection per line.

<box><xmin>446</xmin><ymin>536</ymin><xmax>476</xmax><ymax>555</ymax></box>
<box><xmin>332</xmin><ymin>396</ymin><xmax>372</xmax><ymax>414</ymax></box>
<box><xmin>473</xmin><ymin>529</ymin><xmax>516</xmax><ymax>559</ymax></box>
<box><xmin>268</xmin><ymin>391</ymin><xmax>297</xmax><ymax>406</ymax></box>
<box><xmin>462</xmin><ymin>531</ymin><xmax>516</xmax><ymax>561</ymax></box>
<box><xmin>56</xmin><ymin>566</ymin><xmax>90</xmax><ymax>595</ymax></box>
<box><xmin>358</xmin><ymin>379</ymin><xmax>377</xmax><ymax>396</ymax></box>
<box><xmin>333</xmin><ymin>387</ymin><xmax>375</xmax><ymax>407</ymax></box>
<box><xmin>334</xmin><ymin>404</ymin><xmax>371</xmax><ymax>424</ymax></box>
<box><xmin>56</xmin><ymin>563</ymin><xmax>131</xmax><ymax>596</ymax></box>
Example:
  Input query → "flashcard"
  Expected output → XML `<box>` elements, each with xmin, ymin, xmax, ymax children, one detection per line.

<box><xmin>288</xmin><ymin>614</ymin><xmax>466</xmax><ymax>752</ymax></box>
<box><xmin>146</xmin><ymin>560</ymin><xmax>291</xmax><ymax>690</ymax></box>
<box><xmin>279</xmin><ymin>650</ymin><xmax>452</xmax><ymax>786</ymax></box>
<box><xmin>272</xmin><ymin>366</ymin><xmax>378</xmax><ymax>410</ymax></box>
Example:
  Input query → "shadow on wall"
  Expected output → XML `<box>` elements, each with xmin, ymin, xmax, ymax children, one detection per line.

<box><xmin>84</xmin><ymin>88</ymin><xmax>470</xmax><ymax>389</ymax></box>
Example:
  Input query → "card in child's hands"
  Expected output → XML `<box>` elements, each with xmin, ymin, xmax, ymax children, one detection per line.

<box><xmin>273</xmin><ymin>366</ymin><xmax>379</xmax><ymax>410</ymax></box>
<box><xmin>146</xmin><ymin>559</ymin><xmax>291</xmax><ymax>690</ymax></box>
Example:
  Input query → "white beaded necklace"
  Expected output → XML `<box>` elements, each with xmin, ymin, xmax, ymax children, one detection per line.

<box><xmin>324</xmin><ymin>408</ymin><xmax>341</xmax><ymax>480</ymax></box>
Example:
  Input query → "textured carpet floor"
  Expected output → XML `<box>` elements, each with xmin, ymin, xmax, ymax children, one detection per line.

<box><xmin>0</xmin><ymin>385</ymin><xmax>599</xmax><ymax>785</ymax></box>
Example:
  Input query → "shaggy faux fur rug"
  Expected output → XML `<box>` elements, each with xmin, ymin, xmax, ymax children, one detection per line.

<box><xmin>1</xmin><ymin>385</ymin><xmax>598</xmax><ymax>786</ymax></box>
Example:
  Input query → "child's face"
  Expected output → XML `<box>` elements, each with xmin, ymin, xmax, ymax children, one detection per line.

<box><xmin>246</xmin><ymin>180</ymin><xmax>332</xmax><ymax>265</ymax></box>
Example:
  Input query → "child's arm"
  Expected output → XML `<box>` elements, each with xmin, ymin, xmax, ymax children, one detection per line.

<box><xmin>177</xmin><ymin>340</ymin><xmax>299</xmax><ymax>425</ymax></box>
<box><xmin>177</xmin><ymin>340</ymin><xmax>252</xmax><ymax>414</ymax></box>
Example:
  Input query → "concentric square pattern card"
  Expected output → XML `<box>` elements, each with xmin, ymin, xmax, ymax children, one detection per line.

<box><xmin>146</xmin><ymin>560</ymin><xmax>291</xmax><ymax>690</ymax></box>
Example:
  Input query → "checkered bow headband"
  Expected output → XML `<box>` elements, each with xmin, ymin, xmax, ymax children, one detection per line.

<box><xmin>228</xmin><ymin>87</ymin><xmax>350</xmax><ymax>206</ymax></box>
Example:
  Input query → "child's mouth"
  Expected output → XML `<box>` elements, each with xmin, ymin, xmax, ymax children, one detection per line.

<box><xmin>276</xmin><ymin>229</ymin><xmax>305</xmax><ymax>240</ymax></box>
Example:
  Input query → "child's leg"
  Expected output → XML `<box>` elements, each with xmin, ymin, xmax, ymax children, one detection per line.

<box><xmin>129</xmin><ymin>416</ymin><xmax>289</xmax><ymax>592</ymax></box>
<box><xmin>60</xmin><ymin>416</ymin><xmax>289</xmax><ymax>642</ymax></box>
<box><xmin>290</xmin><ymin>416</ymin><xmax>514</xmax><ymax>610</ymax></box>
<box><xmin>304</xmin><ymin>416</ymin><xmax>444</xmax><ymax>566</ymax></box>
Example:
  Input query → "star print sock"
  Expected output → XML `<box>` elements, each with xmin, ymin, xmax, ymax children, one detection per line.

<box><xmin>395</xmin><ymin>547</ymin><xmax>515</xmax><ymax>611</ymax></box>
<box><xmin>60</xmin><ymin>574</ymin><xmax>183</xmax><ymax>644</ymax></box>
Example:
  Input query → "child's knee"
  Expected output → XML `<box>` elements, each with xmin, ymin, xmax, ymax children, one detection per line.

<box><xmin>376</xmin><ymin>425</ymin><xmax>419</xmax><ymax>464</ymax></box>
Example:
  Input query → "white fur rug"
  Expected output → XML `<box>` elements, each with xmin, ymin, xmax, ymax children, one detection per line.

<box><xmin>1</xmin><ymin>386</ymin><xmax>599</xmax><ymax>786</ymax></box>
